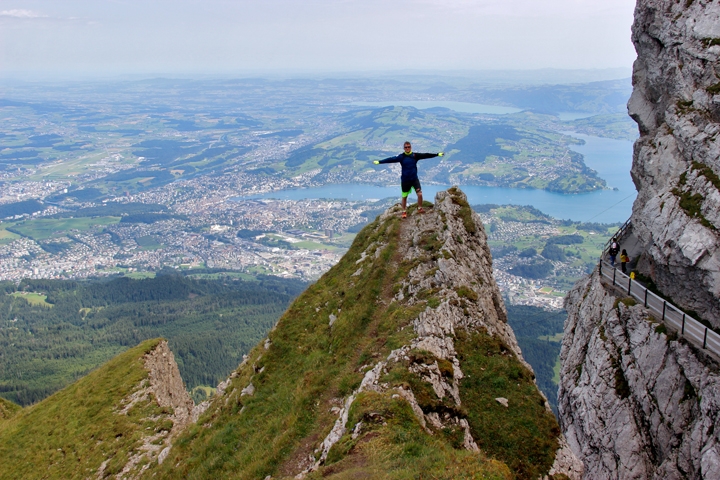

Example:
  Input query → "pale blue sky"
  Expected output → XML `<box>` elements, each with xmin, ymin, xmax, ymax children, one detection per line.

<box><xmin>0</xmin><ymin>0</ymin><xmax>637</xmax><ymax>78</ymax></box>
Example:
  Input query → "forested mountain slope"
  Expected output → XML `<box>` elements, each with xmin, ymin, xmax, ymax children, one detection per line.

<box><xmin>0</xmin><ymin>274</ymin><xmax>305</xmax><ymax>405</ymax></box>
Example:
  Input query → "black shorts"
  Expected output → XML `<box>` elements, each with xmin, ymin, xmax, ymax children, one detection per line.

<box><xmin>401</xmin><ymin>177</ymin><xmax>422</xmax><ymax>197</ymax></box>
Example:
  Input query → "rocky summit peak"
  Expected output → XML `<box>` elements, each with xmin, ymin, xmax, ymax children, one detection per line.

<box><xmin>150</xmin><ymin>187</ymin><xmax>580</xmax><ymax>479</ymax></box>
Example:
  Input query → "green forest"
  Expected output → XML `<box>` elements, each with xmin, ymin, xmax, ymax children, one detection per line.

<box><xmin>506</xmin><ymin>304</ymin><xmax>565</xmax><ymax>414</ymax></box>
<box><xmin>0</xmin><ymin>271</ymin><xmax>565</xmax><ymax>416</ymax></box>
<box><xmin>0</xmin><ymin>273</ymin><xmax>306</xmax><ymax>406</ymax></box>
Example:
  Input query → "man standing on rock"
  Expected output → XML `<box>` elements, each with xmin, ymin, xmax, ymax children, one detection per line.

<box><xmin>373</xmin><ymin>141</ymin><xmax>443</xmax><ymax>218</ymax></box>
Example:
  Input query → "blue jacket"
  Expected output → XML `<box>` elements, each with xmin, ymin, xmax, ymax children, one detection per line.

<box><xmin>377</xmin><ymin>152</ymin><xmax>439</xmax><ymax>181</ymax></box>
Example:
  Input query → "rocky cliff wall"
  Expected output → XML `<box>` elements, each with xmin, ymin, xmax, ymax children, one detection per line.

<box><xmin>558</xmin><ymin>2</ymin><xmax>720</xmax><ymax>475</ymax></box>
<box><xmin>628</xmin><ymin>0</ymin><xmax>720</xmax><ymax>327</ymax></box>
<box><xmin>112</xmin><ymin>340</ymin><xmax>199</xmax><ymax>478</ymax></box>
<box><xmin>559</xmin><ymin>272</ymin><xmax>720</xmax><ymax>479</ymax></box>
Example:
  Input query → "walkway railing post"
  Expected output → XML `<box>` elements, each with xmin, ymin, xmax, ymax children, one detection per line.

<box><xmin>682</xmin><ymin>314</ymin><xmax>686</xmax><ymax>335</ymax></box>
<box><xmin>613</xmin><ymin>268</ymin><xmax>616</xmax><ymax>286</ymax></box>
<box><xmin>599</xmin><ymin>261</ymin><xmax>602</xmax><ymax>276</ymax></box>
<box><xmin>703</xmin><ymin>328</ymin><xmax>708</xmax><ymax>349</ymax></box>
<box><xmin>662</xmin><ymin>301</ymin><xmax>666</xmax><ymax>322</ymax></box>
<box><xmin>644</xmin><ymin>288</ymin><xmax>648</xmax><ymax>308</ymax></box>
<box><xmin>627</xmin><ymin>276</ymin><xmax>632</xmax><ymax>295</ymax></box>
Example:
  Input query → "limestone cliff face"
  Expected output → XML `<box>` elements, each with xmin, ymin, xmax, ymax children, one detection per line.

<box><xmin>559</xmin><ymin>272</ymin><xmax>720</xmax><ymax>479</ymax></box>
<box><xmin>112</xmin><ymin>340</ymin><xmax>199</xmax><ymax>478</ymax></box>
<box><xmin>559</xmin><ymin>1</ymin><xmax>720</xmax><ymax>477</ymax></box>
<box><xmin>628</xmin><ymin>0</ymin><xmax>720</xmax><ymax>327</ymax></box>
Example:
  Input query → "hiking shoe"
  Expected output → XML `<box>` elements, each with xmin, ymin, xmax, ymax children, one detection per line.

<box><xmin>417</xmin><ymin>207</ymin><xmax>425</xmax><ymax>214</ymax></box>
<box><xmin>401</xmin><ymin>211</ymin><xmax>407</xmax><ymax>219</ymax></box>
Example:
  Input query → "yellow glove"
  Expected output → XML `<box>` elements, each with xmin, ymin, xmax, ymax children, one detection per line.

<box><xmin>373</xmin><ymin>160</ymin><xmax>380</xmax><ymax>164</ymax></box>
<box><xmin>438</xmin><ymin>152</ymin><xmax>444</xmax><ymax>157</ymax></box>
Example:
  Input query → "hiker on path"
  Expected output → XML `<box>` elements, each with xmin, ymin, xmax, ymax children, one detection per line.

<box><xmin>620</xmin><ymin>249</ymin><xmax>629</xmax><ymax>274</ymax></box>
<box><xmin>608</xmin><ymin>238</ymin><xmax>619</xmax><ymax>267</ymax></box>
<box><xmin>373</xmin><ymin>141</ymin><xmax>443</xmax><ymax>218</ymax></box>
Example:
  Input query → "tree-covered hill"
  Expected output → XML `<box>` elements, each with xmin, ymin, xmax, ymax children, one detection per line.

<box><xmin>0</xmin><ymin>273</ymin><xmax>306</xmax><ymax>406</ymax></box>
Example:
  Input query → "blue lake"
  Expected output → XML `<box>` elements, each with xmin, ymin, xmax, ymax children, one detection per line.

<box><xmin>242</xmin><ymin>180</ymin><xmax>634</xmax><ymax>223</ymax></box>
<box><xmin>241</xmin><ymin>101</ymin><xmax>638</xmax><ymax>223</ymax></box>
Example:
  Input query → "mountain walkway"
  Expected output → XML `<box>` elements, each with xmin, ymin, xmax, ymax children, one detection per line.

<box><xmin>598</xmin><ymin>221</ymin><xmax>720</xmax><ymax>360</ymax></box>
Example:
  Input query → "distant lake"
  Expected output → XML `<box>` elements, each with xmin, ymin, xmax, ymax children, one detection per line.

<box><xmin>565</xmin><ymin>132</ymin><xmax>636</xmax><ymax>194</ymax></box>
<box><xmin>240</xmin><ymin>100</ymin><xmax>637</xmax><ymax>223</ymax></box>
<box><xmin>240</xmin><ymin>181</ymin><xmax>633</xmax><ymax>223</ymax></box>
<box><xmin>348</xmin><ymin>101</ymin><xmax>523</xmax><ymax>115</ymax></box>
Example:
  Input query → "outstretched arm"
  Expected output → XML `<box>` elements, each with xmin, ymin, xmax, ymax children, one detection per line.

<box><xmin>415</xmin><ymin>152</ymin><xmax>444</xmax><ymax>160</ymax></box>
<box><xmin>374</xmin><ymin>154</ymin><xmax>402</xmax><ymax>165</ymax></box>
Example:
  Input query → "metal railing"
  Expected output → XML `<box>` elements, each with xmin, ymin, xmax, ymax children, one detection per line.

<box><xmin>602</xmin><ymin>218</ymin><xmax>632</xmax><ymax>257</ymax></box>
<box><xmin>598</xmin><ymin>260</ymin><xmax>720</xmax><ymax>357</ymax></box>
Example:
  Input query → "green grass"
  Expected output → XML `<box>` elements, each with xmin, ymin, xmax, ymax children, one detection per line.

<box><xmin>190</xmin><ymin>386</ymin><xmax>216</xmax><ymax>404</ymax></box>
<box><xmin>0</xmin><ymin>339</ymin><xmax>169</xmax><ymax>480</ymax></box>
<box><xmin>313</xmin><ymin>390</ymin><xmax>512</xmax><ymax>479</ymax></box>
<box><xmin>0</xmin><ymin>228</ymin><xmax>21</xmax><ymax>245</ymax></box>
<box><xmin>124</xmin><ymin>271</ymin><xmax>157</xmax><ymax>279</ymax></box>
<box><xmin>186</xmin><ymin>272</ymin><xmax>255</xmax><ymax>281</ymax></box>
<box><xmin>147</xmin><ymin>204</ymin><xmax>560</xmax><ymax>479</ymax></box>
<box><xmin>552</xmin><ymin>357</ymin><xmax>561</xmax><ymax>385</ymax></box>
<box><xmin>152</xmin><ymin>214</ymin><xmax>413</xmax><ymax>479</ymax></box>
<box><xmin>456</xmin><ymin>330</ymin><xmax>560</xmax><ymax>479</ymax></box>
<box><xmin>9</xmin><ymin>217</ymin><xmax>121</xmax><ymax>241</ymax></box>
<box><xmin>293</xmin><ymin>240</ymin><xmax>338</xmax><ymax>250</ymax></box>
<box><xmin>0</xmin><ymin>397</ymin><xmax>21</xmax><ymax>421</ymax></box>
<box><xmin>539</xmin><ymin>333</ymin><xmax>564</xmax><ymax>342</ymax></box>
<box><xmin>135</xmin><ymin>235</ymin><xmax>163</xmax><ymax>249</ymax></box>
<box><xmin>9</xmin><ymin>292</ymin><xmax>52</xmax><ymax>307</ymax></box>
<box><xmin>707</xmin><ymin>82</ymin><xmax>720</xmax><ymax>95</ymax></box>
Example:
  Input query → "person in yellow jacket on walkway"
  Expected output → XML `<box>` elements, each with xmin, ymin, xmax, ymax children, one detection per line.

<box><xmin>620</xmin><ymin>249</ymin><xmax>629</xmax><ymax>274</ymax></box>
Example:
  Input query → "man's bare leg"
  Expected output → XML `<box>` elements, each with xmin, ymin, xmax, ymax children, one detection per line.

<box><xmin>417</xmin><ymin>191</ymin><xmax>424</xmax><ymax>212</ymax></box>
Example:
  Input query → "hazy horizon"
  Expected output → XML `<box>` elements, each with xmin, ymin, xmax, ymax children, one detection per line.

<box><xmin>0</xmin><ymin>0</ymin><xmax>636</xmax><ymax>80</ymax></box>
<box><xmin>0</xmin><ymin>67</ymin><xmax>633</xmax><ymax>86</ymax></box>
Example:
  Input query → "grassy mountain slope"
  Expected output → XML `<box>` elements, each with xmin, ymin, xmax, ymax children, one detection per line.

<box><xmin>0</xmin><ymin>397</ymin><xmax>20</xmax><ymax>421</ymax></box>
<box><xmin>0</xmin><ymin>338</ymin><xmax>193</xmax><ymax>480</ymax></box>
<box><xmin>150</xmin><ymin>188</ymin><xmax>565</xmax><ymax>479</ymax></box>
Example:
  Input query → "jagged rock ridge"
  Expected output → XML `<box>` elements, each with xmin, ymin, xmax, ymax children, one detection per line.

<box><xmin>151</xmin><ymin>188</ymin><xmax>581</xmax><ymax>479</ymax></box>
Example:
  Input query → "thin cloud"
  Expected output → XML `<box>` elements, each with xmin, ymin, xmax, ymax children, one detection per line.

<box><xmin>0</xmin><ymin>9</ymin><xmax>47</xmax><ymax>19</ymax></box>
